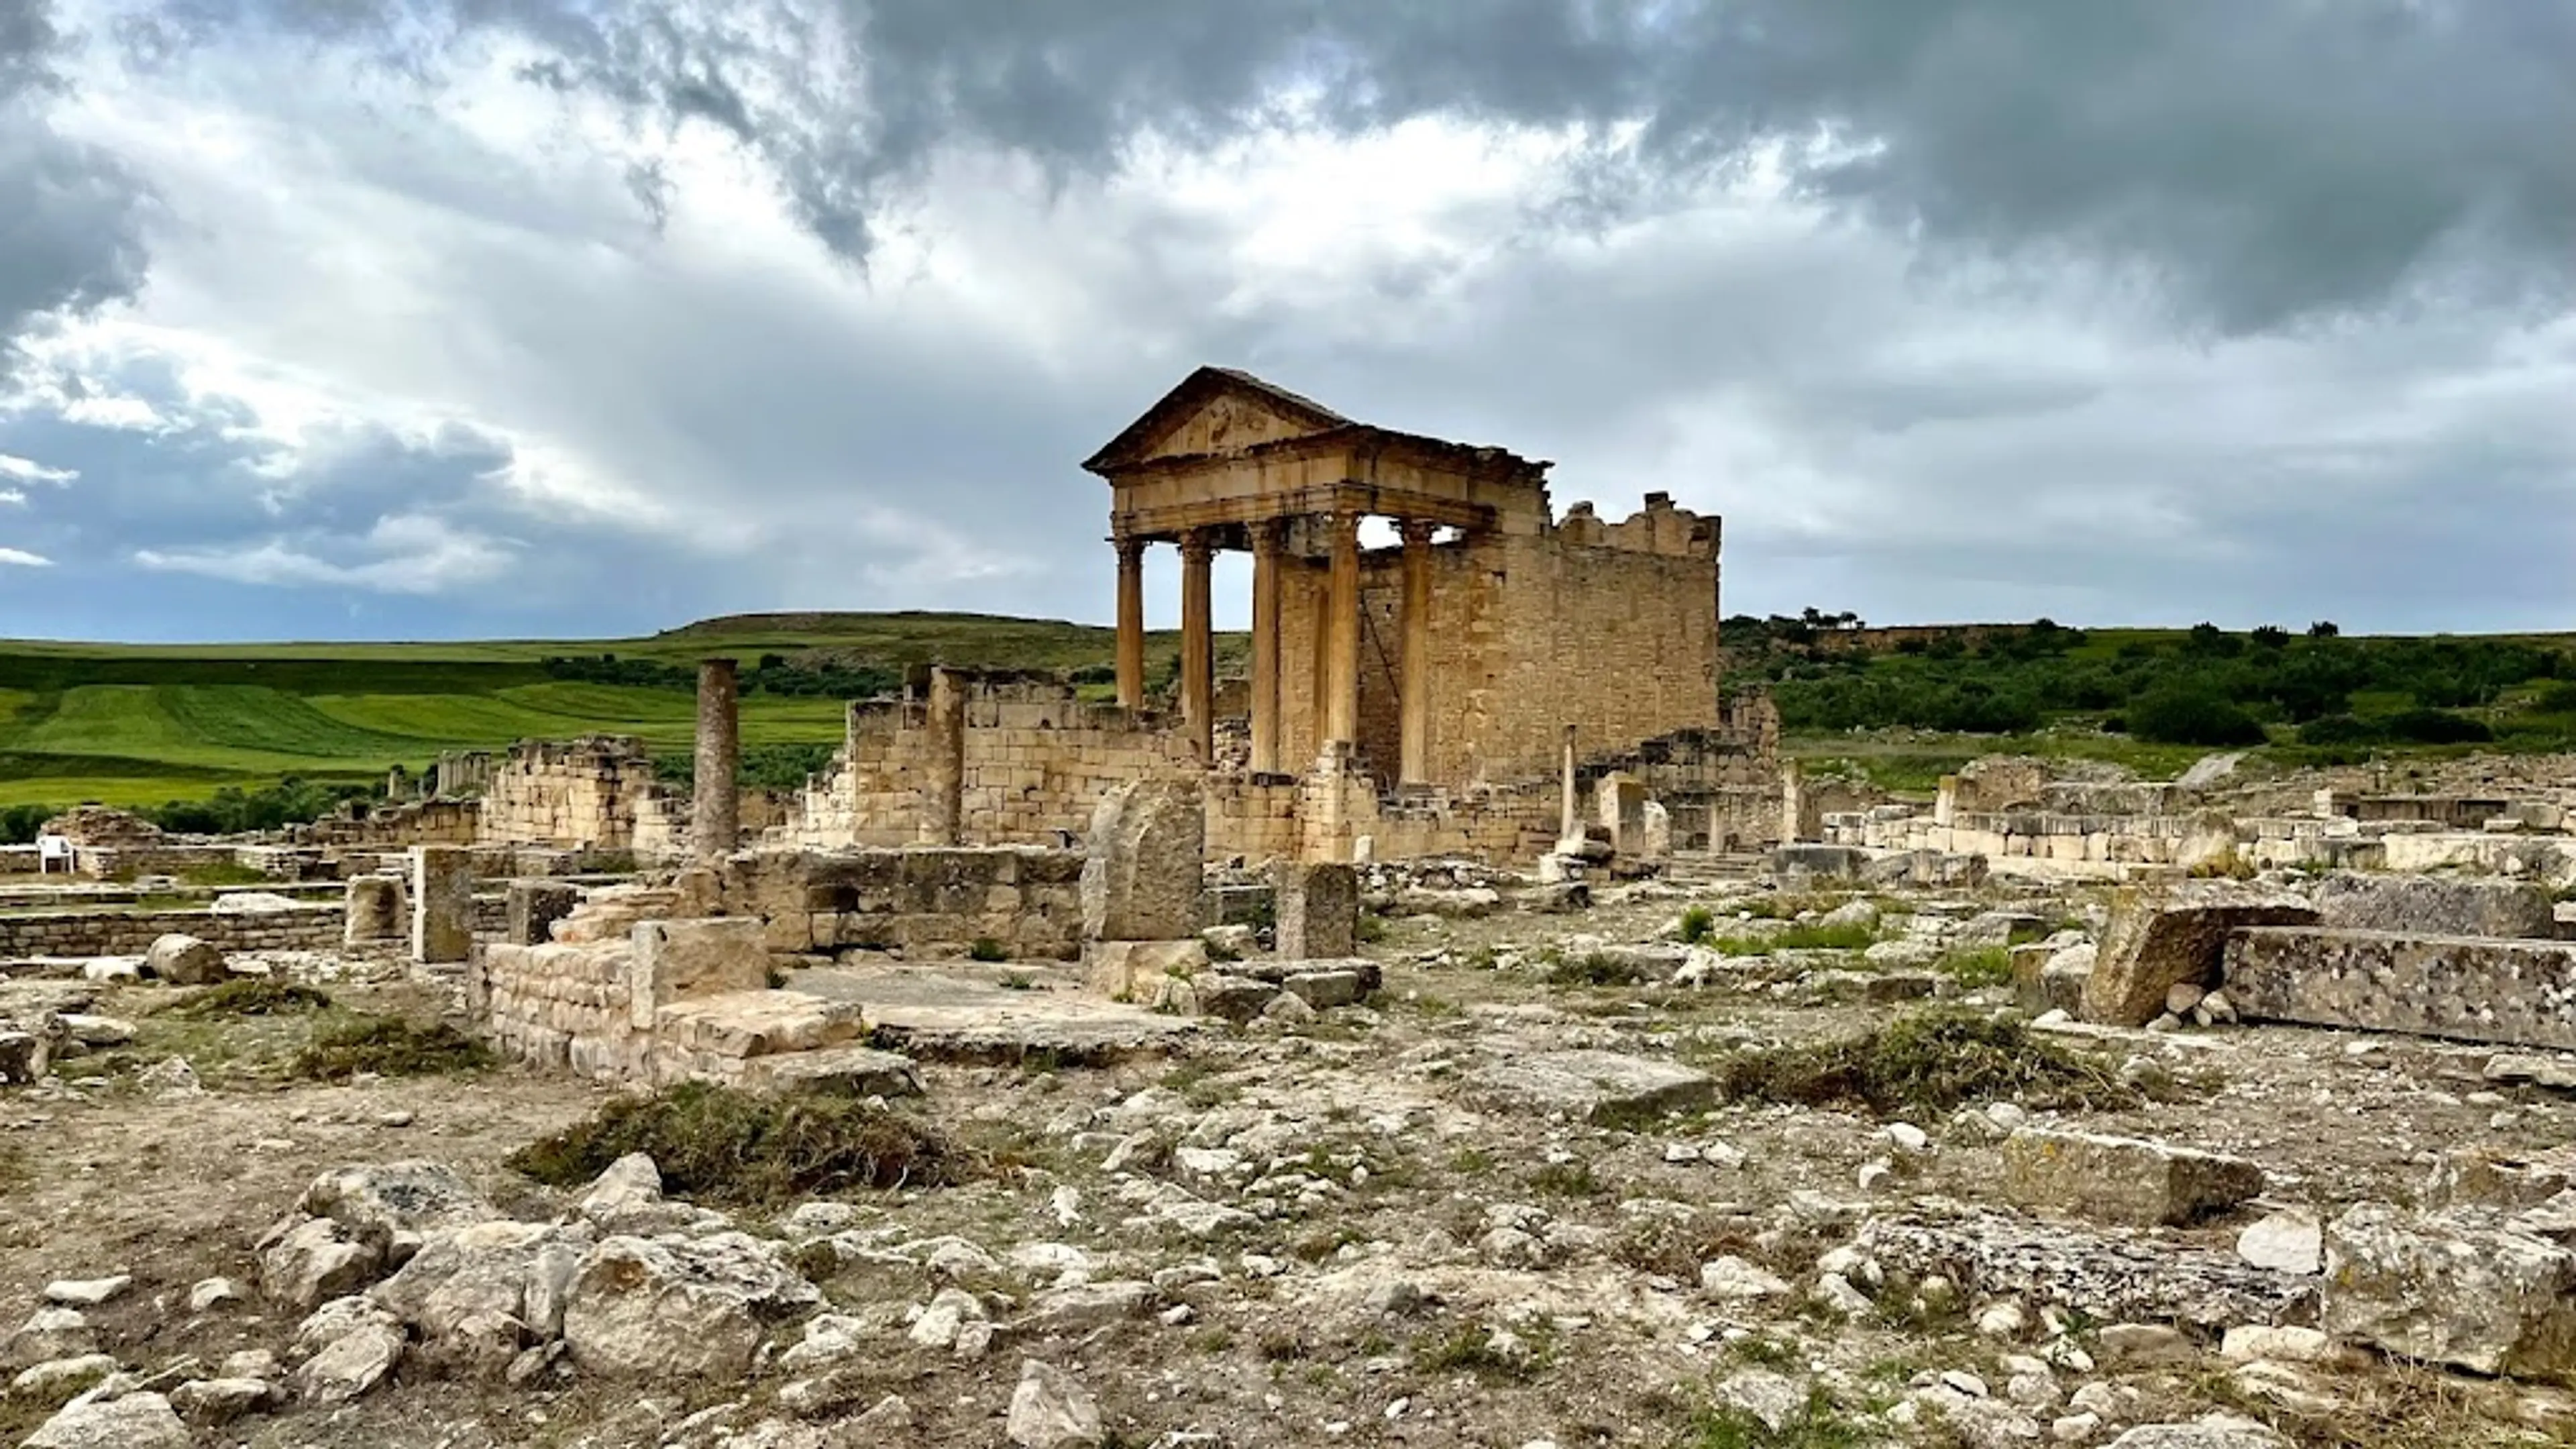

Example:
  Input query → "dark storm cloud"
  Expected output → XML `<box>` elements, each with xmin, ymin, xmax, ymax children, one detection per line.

<box><xmin>1</xmin><ymin>0</ymin><xmax>154</xmax><ymax>356</ymax></box>
<box><xmin>125</xmin><ymin>0</ymin><xmax>2576</xmax><ymax>331</ymax></box>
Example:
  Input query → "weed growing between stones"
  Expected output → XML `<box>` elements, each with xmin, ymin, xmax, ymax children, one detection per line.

<box><xmin>507</xmin><ymin>1081</ymin><xmax>971</xmax><ymax>1206</ymax></box>
<box><xmin>1546</xmin><ymin>951</ymin><xmax>1654</xmax><ymax>987</ymax></box>
<box><xmin>1715</xmin><ymin>1010</ymin><xmax>2136</xmax><ymax>1117</ymax></box>
<box><xmin>1711</xmin><ymin>921</ymin><xmax>1879</xmax><ymax>957</ymax></box>
<box><xmin>168</xmin><ymin>979</ymin><xmax>336</xmax><ymax>1018</ymax></box>
<box><xmin>1678</xmin><ymin>905</ymin><xmax>1717</xmax><ymax>944</ymax></box>
<box><xmin>292</xmin><ymin>1017</ymin><xmax>492</xmax><ymax>1081</ymax></box>
<box><xmin>1682</xmin><ymin>1388</ymin><xmax>1874</xmax><ymax>1449</ymax></box>
<box><xmin>1933</xmin><ymin>947</ymin><xmax>2015</xmax><ymax>989</ymax></box>
<box><xmin>968</xmin><ymin>936</ymin><xmax>1010</xmax><ymax>962</ymax></box>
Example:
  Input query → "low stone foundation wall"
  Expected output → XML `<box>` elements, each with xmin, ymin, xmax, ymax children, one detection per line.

<box><xmin>714</xmin><ymin>847</ymin><xmax>1088</xmax><ymax>959</ymax></box>
<box><xmin>471</xmin><ymin>916</ymin><xmax>865</xmax><ymax>1083</ymax></box>
<box><xmin>2225</xmin><ymin>927</ymin><xmax>2576</xmax><ymax>1050</ymax></box>
<box><xmin>0</xmin><ymin>903</ymin><xmax>345</xmax><ymax>958</ymax></box>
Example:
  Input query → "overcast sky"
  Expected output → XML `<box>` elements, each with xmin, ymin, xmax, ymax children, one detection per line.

<box><xmin>2</xmin><ymin>0</ymin><xmax>2571</xmax><ymax>643</ymax></box>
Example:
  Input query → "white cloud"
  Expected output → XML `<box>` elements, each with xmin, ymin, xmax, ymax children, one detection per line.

<box><xmin>0</xmin><ymin>453</ymin><xmax>77</xmax><ymax>485</ymax></box>
<box><xmin>0</xmin><ymin>547</ymin><xmax>54</xmax><ymax>567</ymax></box>
<box><xmin>134</xmin><ymin>513</ymin><xmax>517</xmax><ymax>594</ymax></box>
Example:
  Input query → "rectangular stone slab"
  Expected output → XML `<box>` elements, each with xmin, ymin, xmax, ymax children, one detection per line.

<box><xmin>1466</xmin><ymin>1050</ymin><xmax>1715</xmax><ymax>1124</ymax></box>
<box><xmin>2224</xmin><ymin>927</ymin><xmax>2576</xmax><ymax>1050</ymax></box>
<box><xmin>2001</xmin><ymin>1127</ymin><xmax>2265</xmax><ymax>1228</ymax></box>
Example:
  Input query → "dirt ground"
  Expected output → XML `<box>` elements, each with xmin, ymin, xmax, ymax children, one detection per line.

<box><xmin>5</xmin><ymin>879</ymin><xmax>2575</xmax><ymax>1448</ymax></box>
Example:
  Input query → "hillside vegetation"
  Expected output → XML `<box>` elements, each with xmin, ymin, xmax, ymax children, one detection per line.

<box><xmin>1</xmin><ymin>610</ymin><xmax>2567</xmax><ymax>831</ymax></box>
<box><xmin>1731</xmin><ymin>613</ymin><xmax>2576</xmax><ymax>792</ymax></box>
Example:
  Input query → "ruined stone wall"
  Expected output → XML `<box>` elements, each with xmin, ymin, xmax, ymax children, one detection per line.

<box><xmin>786</xmin><ymin>680</ymin><xmax>1197</xmax><ymax>849</ymax></box>
<box><xmin>1205</xmin><ymin>777</ymin><xmax>1304</xmax><ymax>862</ymax></box>
<box><xmin>0</xmin><ymin>903</ymin><xmax>346</xmax><ymax>957</ymax></box>
<box><xmin>290</xmin><ymin>799</ymin><xmax>480</xmax><ymax>849</ymax></box>
<box><xmin>476</xmin><ymin>737</ymin><xmax>659</xmax><ymax>849</ymax></box>
<box><xmin>714</xmin><ymin>846</ymin><xmax>1089</xmax><ymax>959</ymax></box>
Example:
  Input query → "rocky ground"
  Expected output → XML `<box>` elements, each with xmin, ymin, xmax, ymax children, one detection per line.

<box><xmin>6</xmin><ymin>875</ymin><xmax>2576</xmax><ymax>1448</ymax></box>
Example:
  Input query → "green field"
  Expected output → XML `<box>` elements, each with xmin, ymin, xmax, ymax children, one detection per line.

<box><xmin>0</xmin><ymin>612</ymin><xmax>1223</xmax><ymax>812</ymax></box>
<box><xmin>4</xmin><ymin>608</ymin><xmax>2568</xmax><ymax>818</ymax></box>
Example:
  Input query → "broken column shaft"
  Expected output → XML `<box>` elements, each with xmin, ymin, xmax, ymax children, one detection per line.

<box><xmin>693</xmin><ymin>656</ymin><xmax>741</xmax><ymax>861</ymax></box>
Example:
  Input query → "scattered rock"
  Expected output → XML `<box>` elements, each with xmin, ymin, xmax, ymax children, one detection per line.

<box><xmin>169</xmin><ymin>1377</ymin><xmax>276</xmax><ymax>1424</ymax></box>
<box><xmin>144</xmin><ymin>934</ymin><xmax>227</xmax><ymax>986</ymax></box>
<box><xmin>1699</xmin><ymin>1256</ymin><xmax>1792</xmax><ymax>1300</ymax></box>
<box><xmin>293</xmin><ymin>1298</ymin><xmax>407</xmax><ymax>1404</ymax></box>
<box><xmin>7</xmin><ymin>1354</ymin><xmax>116</xmax><ymax>1408</ymax></box>
<box><xmin>2322</xmin><ymin>1203</ymin><xmax>2576</xmax><ymax>1378</ymax></box>
<box><xmin>2096</xmin><ymin>1322</ymin><xmax>2196</xmax><ymax>1368</ymax></box>
<box><xmin>2101</xmin><ymin>1417</ymin><xmax>2290</xmax><ymax>1449</ymax></box>
<box><xmin>41</xmin><ymin>1278</ymin><xmax>130</xmax><ymax>1309</ymax></box>
<box><xmin>1007</xmin><ymin>1358</ymin><xmax>1104</xmax><ymax>1449</ymax></box>
<box><xmin>2235</xmin><ymin>1210</ymin><xmax>2323</xmax><ymax>1275</ymax></box>
<box><xmin>560</xmin><ymin>1232</ymin><xmax>820</xmax><ymax>1379</ymax></box>
<box><xmin>4</xmin><ymin>1309</ymin><xmax>98</xmax><ymax>1371</ymax></box>
<box><xmin>20</xmin><ymin>1392</ymin><xmax>191</xmax><ymax>1449</ymax></box>
<box><xmin>1466</xmin><ymin>1050</ymin><xmax>1715</xmax><ymax>1124</ymax></box>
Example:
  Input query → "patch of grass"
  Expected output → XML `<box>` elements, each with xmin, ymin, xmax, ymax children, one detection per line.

<box><xmin>1934</xmin><ymin>946</ymin><xmax>2015</xmax><ymax>989</ymax></box>
<box><xmin>1682</xmin><ymin>1388</ymin><xmax>1876</xmax><ymax>1449</ymax></box>
<box><xmin>1727</xmin><ymin>1335</ymin><xmax>1801</xmax><ymax>1369</ymax></box>
<box><xmin>2193</xmin><ymin>1361</ymin><xmax>2528</xmax><ymax>1449</ymax></box>
<box><xmin>1448</xmin><ymin>1145</ymin><xmax>1497</xmax><ymax>1175</ymax></box>
<box><xmin>1678</xmin><ymin>905</ymin><xmax>1717</xmax><ymax>945</ymax></box>
<box><xmin>1356</xmin><ymin>912</ymin><xmax>1389</xmax><ymax>945</ymax></box>
<box><xmin>1411</xmin><ymin>1322</ymin><xmax>1552</xmax><ymax>1383</ymax></box>
<box><xmin>508</xmin><ymin>1081</ymin><xmax>970</xmax><ymax>1207</ymax></box>
<box><xmin>999</xmin><ymin>972</ymin><xmax>1035</xmax><ymax>991</ymax></box>
<box><xmin>967</xmin><ymin>936</ymin><xmax>1010</xmax><ymax>963</ymax></box>
<box><xmin>1714</xmin><ymin>1009</ymin><xmax>2136</xmax><ymax>1118</ymax></box>
<box><xmin>1546</xmin><ymin>951</ymin><xmax>1653</xmax><ymax>987</ymax></box>
<box><xmin>1529</xmin><ymin>1159</ymin><xmax>1604</xmax><ymax>1199</ymax></box>
<box><xmin>167</xmin><ymin>978</ymin><xmax>335</xmax><ymax>1018</ymax></box>
<box><xmin>291</xmin><ymin>1016</ymin><xmax>492</xmax><ymax>1080</ymax></box>
<box><xmin>1711</xmin><ymin>921</ymin><xmax>1878</xmax><ymax>957</ymax></box>
<box><xmin>0</xmin><ymin>1141</ymin><xmax>23</xmax><ymax>1197</ymax></box>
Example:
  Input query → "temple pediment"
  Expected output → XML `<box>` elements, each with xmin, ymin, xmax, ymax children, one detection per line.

<box><xmin>1082</xmin><ymin>366</ymin><xmax>1351</xmax><ymax>474</ymax></box>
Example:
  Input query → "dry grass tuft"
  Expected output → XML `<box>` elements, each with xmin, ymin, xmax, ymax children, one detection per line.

<box><xmin>507</xmin><ymin>1080</ymin><xmax>971</xmax><ymax>1207</ymax></box>
<box><xmin>1715</xmin><ymin>1009</ymin><xmax>2135</xmax><ymax>1117</ymax></box>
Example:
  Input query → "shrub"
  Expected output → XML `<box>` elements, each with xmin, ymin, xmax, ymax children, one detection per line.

<box><xmin>2383</xmin><ymin>708</ymin><xmax>2493</xmax><ymax>745</ymax></box>
<box><xmin>1715</xmin><ymin>1010</ymin><xmax>2135</xmax><ymax>1116</ymax></box>
<box><xmin>2298</xmin><ymin>713</ymin><xmax>2382</xmax><ymax>747</ymax></box>
<box><xmin>967</xmin><ymin>936</ymin><xmax>1010</xmax><ymax>963</ymax></box>
<box><xmin>168</xmin><ymin>979</ymin><xmax>335</xmax><ymax>1018</ymax></box>
<box><xmin>1676</xmin><ymin>906</ymin><xmax>1717</xmax><ymax>945</ymax></box>
<box><xmin>293</xmin><ymin>1017</ymin><xmax>492</xmax><ymax>1079</ymax></box>
<box><xmin>507</xmin><ymin>1081</ymin><xmax>968</xmax><ymax>1206</ymax></box>
<box><xmin>2127</xmin><ymin>688</ymin><xmax>2267</xmax><ymax>747</ymax></box>
<box><xmin>2536</xmin><ymin>682</ymin><xmax>2576</xmax><ymax>715</ymax></box>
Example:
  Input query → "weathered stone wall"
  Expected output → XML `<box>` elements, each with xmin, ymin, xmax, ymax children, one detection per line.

<box><xmin>476</xmin><ymin>737</ymin><xmax>661</xmax><ymax>849</ymax></box>
<box><xmin>1274</xmin><ymin>499</ymin><xmax>1719</xmax><ymax>792</ymax></box>
<box><xmin>786</xmin><ymin>677</ymin><xmax>1198</xmax><ymax>849</ymax></box>
<box><xmin>714</xmin><ymin>847</ymin><xmax>1089</xmax><ymax>959</ymax></box>
<box><xmin>289</xmin><ymin>799</ymin><xmax>480</xmax><ymax>849</ymax></box>
<box><xmin>0</xmin><ymin>904</ymin><xmax>345</xmax><ymax>958</ymax></box>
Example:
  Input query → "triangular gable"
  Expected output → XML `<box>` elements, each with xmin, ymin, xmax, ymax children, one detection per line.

<box><xmin>1082</xmin><ymin>366</ymin><xmax>1352</xmax><ymax>474</ymax></box>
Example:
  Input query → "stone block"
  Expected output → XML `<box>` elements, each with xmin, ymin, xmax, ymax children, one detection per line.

<box><xmin>343</xmin><ymin>876</ymin><xmax>405</xmax><ymax>945</ymax></box>
<box><xmin>2081</xmin><ymin>884</ymin><xmax>2317</xmax><ymax>1028</ymax></box>
<box><xmin>629</xmin><ymin>918</ymin><xmax>772</xmax><ymax>1029</ymax></box>
<box><xmin>2224</xmin><ymin>927</ymin><xmax>2576</xmax><ymax>1050</ymax></box>
<box><xmin>2309</xmin><ymin>872</ymin><xmax>2557</xmax><ymax>939</ymax></box>
<box><xmin>1466</xmin><ymin>1050</ymin><xmax>1715</xmax><ymax>1124</ymax></box>
<box><xmin>1282</xmin><ymin>969</ymin><xmax>1364</xmax><ymax>1009</ymax></box>
<box><xmin>2015</xmin><ymin>942</ymin><xmax>2095</xmax><ymax>1016</ymax></box>
<box><xmin>2000</xmin><ymin>1128</ymin><xmax>2265</xmax><ymax>1227</ymax></box>
<box><xmin>506</xmin><ymin>880</ymin><xmax>584</xmax><ymax>947</ymax></box>
<box><xmin>1083</xmin><ymin>939</ymin><xmax>1209</xmax><ymax>1000</ymax></box>
<box><xmin>1274</xmin><ymin>861</ymin><xmax>1358</xmax><ymax>960</ymax></box>
<box><xmin>411</xmin><ymin>845</ymin><xmax>476</xmax><ymax>965</ymax></box>
<box><xmin>1079</xmin><ymin>779</ymin><xmax>1203</xmax><ymax>942</ymax></box>
<box><xmin>2322</xmin><ymin>1203</ymin><xmax>2576</xmax><ymax>1378</ymax></box>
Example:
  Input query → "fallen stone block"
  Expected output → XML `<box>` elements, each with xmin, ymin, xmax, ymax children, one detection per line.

<box><xmin>2224</xmin><ymin>928</ymin><xmax>2576</xmax><ymax>1050</ymax></box>
<box><xmin>146</xmin><ymin>932</ymin><xmax>227</xmax><ymax>986</ymax></box>
<box><xmin>1189</xmin><ymin>975</ymin><xmax>1280</xmax><ymax>1024</ymax></box>
<box><xmin>1853</xmin><ymin>1210</ymin><xmax>2316</xmax><ymax>1332</ymax></box>
<box><xmin>1771</xmin><ymin>845</ymin><xmax>1868</xmax><ymax>883</ymax></box>
<box><xmin>2015</xmin><ymin>942</ymin><xmax>2094</xmax><ymax>1017</ymax></box>
<box><xmin>1082</xmin><ymin>940</ymin><xmax>1209</xmax><ymax>1001</ymax></box>
<box><xmin>630</xmin><ymin>918</ymin><xmax>773</xmax><ymax>1028</ymax></box>
<box><xmin>1465</xmin><ymin>1050</ymin><xmax>1715</xmax><ymax>1125</ymax></box>
<box><xmin>1281</xmin><ymin>969</ymin><xmax>1364</xmax><ymax>1010</ymax></box>
<box><xmin>733</xmin><ymin>1044</ymin><xmax>922</xmax><ymax>1097</ymax></box>
<box><xmin>2309</xmin><ymin>871</ymin><xmax>2557</xmax><ymax>940</ymax></box>
<box><xmin>2321</xmin><ymin>1203</ymin><xmax>2576</xmax><ymax>1378</ymax></box>
<box><xmin>2082</xmin><ymin>885</ymin><xmax>2318</xmax><ymax>1028</ymax></box>
<box><xmin>2485</xmin><ymin>1052</ymin><xmax>2576</xmax><ymax>1093</ymax></box>
<box><xmin>2001</xmin><ymin>1128</ymin><xmax>2265</xmax><ymax>1228</ymax></box>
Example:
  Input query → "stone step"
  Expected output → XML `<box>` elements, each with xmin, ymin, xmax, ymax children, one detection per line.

<box><xmin>651</xmin><ymin>989</ymin><xmax>867</xmax><ymax>1060</ymax></box>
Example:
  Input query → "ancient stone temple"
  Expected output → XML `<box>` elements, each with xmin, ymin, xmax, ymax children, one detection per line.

<box><xmin>781</xmin><ymin>366</ymin><xmax>1778</xmax><ymax>863</ymax></box>
<box><xmin>1085</xmin><ymin>366</ymin><xmax>1727</xmax><ymax>791</ymax></box>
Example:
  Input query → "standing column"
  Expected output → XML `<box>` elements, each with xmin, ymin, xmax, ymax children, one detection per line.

<box><xmin>1249</xmin><ymin>519</ymin><xmax>1285</xmax><ymax>773</ymax></box>
<box><xmin>1114</xmin><ymin>537</ymin><xmax>1146</xmax><ymax>709</ymax></box>
<box><xmin>692</xmin><ymin>656</ymin><xmax>740</xmax><ymax>861</ymax></box>
<box><xmin>1324</xmin><ymin>511</ymin><xmax>1362</xmax><ymax>747</ymax></box>
<box><xmin>924</xmin><ymin>665</ymin><xmax>965</xmax><ymax>845</ymax></box>
<box><xmin>1559</xmin><ymin>723</ymin><xmax>1579</xmax><ymax>843</ymax></box>
<box><xmin>1398</xmin><ymin>519</ymin><xmax>1434</xmax><ymax>786</ymax></box>
<box><xmin>1179</xmin><ymin>528</ymin><xmax>1215</xmax><ymax>760</ymax></box>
